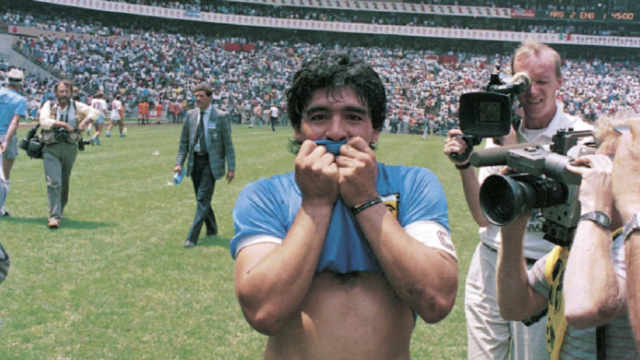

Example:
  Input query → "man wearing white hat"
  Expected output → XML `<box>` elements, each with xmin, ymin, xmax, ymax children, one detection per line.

<box><xmin>0</xmin><ymin>68</ymin><xmax>27</xmax><ymax>217</ymax></box>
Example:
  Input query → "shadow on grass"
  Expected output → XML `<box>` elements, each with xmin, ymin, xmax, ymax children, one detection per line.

<box><xmin>2</xmin><ymin>216</ymin><xmax>115</xmax><ymax>230</ymax></box>
<box><xmin>197</xmin><ymin>235</ymin><xmax>231</xmax><ymax>249</ymax></box>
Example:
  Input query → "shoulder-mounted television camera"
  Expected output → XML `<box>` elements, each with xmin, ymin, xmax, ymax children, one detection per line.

<box><xmin>470</xmin><ymin>129</ymin><xmax>596</xmax><ymax>247</ymax></box>
<box><xmin>452</xmin><ymin>65</ymin><xmax>531</xmax><ymax>162</ymax></box>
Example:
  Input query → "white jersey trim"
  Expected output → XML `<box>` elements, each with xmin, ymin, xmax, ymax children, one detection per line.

<box><xmin>404</xmin><ymin>221</ymin><xmax>457</xmax><ymax>260</ymax></box>
<box><xmin>235</xmin><ymin>234</ymin><xmax>283</xmax><ymax>258</ymax></box>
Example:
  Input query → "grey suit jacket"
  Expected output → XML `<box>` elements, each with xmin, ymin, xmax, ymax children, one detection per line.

<box><xmin>176</xmin><ymin>107</ymin><xmax>236</xmax><ymax>181</ymax></box>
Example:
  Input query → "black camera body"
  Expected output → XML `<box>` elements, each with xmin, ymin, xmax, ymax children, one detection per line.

<box><xmin>18</xmin><ymin>124</ymin><xmax>43</xmax><ymax>159</ymax></box>
<box><xmin>471</xmin><ymin>129</ymin><xmax>595</xmax><ymax>247</ymax></box>
<box><xmin>453</xmin><ymin>66</ymin><xmax>531</xmax><ymax>162</ymax></box>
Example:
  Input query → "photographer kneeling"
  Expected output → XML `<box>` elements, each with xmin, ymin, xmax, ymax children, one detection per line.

<box><xmin>39</xmin><ymin>80</ymin><xmax>98</xmax><ymax>229</ymax></box>
<box><xmin>497</xmin><ymin>113</ymin><xmax>639</xmax><ymax>359</ymax></box>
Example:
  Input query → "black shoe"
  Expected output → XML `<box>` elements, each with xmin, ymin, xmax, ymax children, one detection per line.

<box><xmin>1</xmin><ymin>210</ymin><xmax>9</xmax><ymax>217</ymax></box>
<box><xmin>183</xmin><ymin>240</ymin><xmax>196</xmax><ymax>248</ymax></box>
<box><xmin>206</xmin><ymin>229</ymin><xmax>218</xmax><ymax>237</ymax></box>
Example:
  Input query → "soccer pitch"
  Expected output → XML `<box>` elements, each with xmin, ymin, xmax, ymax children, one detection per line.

<box><xmin>0</xmin><ymin>123</ymin><xmax>479</xmax><ymax>359</ymax></box>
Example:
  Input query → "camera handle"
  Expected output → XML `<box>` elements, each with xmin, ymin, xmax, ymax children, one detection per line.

<box><xmin>451</xmin><ymin>135</ymin><xmax>481</xmax><ymax>163</ymax></box>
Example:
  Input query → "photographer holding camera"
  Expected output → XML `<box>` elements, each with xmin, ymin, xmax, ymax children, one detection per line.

<box><xmin>611</xmin><ymin>115</ymin><xmax>640</xmax><ymax>348</ymax></box>
<box><xmin>497</xmin><ymin>112</ymin><xmax>638</xmax><ymax>359</ymax></box>
<box><xmin>39</xmin><ymin>80</ymin><xmax>98</xmax><ymax>229</ymax></box>
<box><xmin>443</xmin><ymin>40</ymin><xmax>592</xmax><ymax>359</ymax></box>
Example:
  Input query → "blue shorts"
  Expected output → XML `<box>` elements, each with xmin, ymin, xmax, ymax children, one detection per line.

<box><xmin>0</xmin><ymin>134</ymin><xmax>18</xmax><ymax>159</ymax></box>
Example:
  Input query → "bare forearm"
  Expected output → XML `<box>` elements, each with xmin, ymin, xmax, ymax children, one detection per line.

<box><xmin>236</xmin><ymin>203</ymin><xmax>332</xmax><ymax>334</ymax></box>
<box><xmin>357</xmin><ymin>205</ymin><xmax>458</xmax><ymax>323</ymax></box>
<box><xmin>627</xmin><ymin>238</ymin><xmax>640</xmax><ymax>348</ymax></box>
<box><xmin>498</xmin><ymin>222</ymin><xmax>544</xmax><ymax>320</ymax></box>
<box><xmin>459</xmin><ymin>167</ymin><xmax>490</xmax><ymax>227</ymax></box>
<box><xmin>4</xmin><ymin>115</ymin><xmax>21</xmax><ymax>144</ymax></box>
<box><xmin>565</xmin><ymin>222</ymin><xmax>624</xmax><ymax>328</ymax></box>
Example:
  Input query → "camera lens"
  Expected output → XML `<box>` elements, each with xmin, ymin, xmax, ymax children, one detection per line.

<box><xmin>480</xmin><ymin>174</ymin><xmax>567</xmax><ymax>226</ymax></box>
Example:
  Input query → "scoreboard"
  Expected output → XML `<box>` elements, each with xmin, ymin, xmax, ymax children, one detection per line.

<box><xmin>545</xmin><ymin>10</ymin><xmax>635</xmax><ymax>21</ymax></box>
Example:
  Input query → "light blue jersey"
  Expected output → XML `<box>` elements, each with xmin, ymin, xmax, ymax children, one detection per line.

<box><xmin>231</xmin><ymin>163</ymin><xmax>450</xmax><ymax>274</ymax></box>
<box><xmin>0</xmin><ymin>88</ymin><xmax>27</xmax><ymax>134</ymax></box>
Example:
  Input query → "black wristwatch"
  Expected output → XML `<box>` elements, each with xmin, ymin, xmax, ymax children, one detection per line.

<box><xmin>623</xmin><ymin>212</ymin><xmax>640</xmax><ymax>242</ymax></box>
<box><xmin>580</xmin><ymin>211</ymin><xmax>611</xmax><ymax>230</ymax></box>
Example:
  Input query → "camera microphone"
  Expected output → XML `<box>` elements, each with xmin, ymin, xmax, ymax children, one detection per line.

<box><xmin>510</xmin><ymin>72</ymin><xmax>531</xmax><ymax>94</ymax></box>
<box><xmin>487</xmin><ymin>72</ymin><xmax>531</xmax><ymax>95</ymax></box>
<box><xmin>470</xmin><ymin>143</ymin><xmax>540</xmax><ymax>167</ymax></box>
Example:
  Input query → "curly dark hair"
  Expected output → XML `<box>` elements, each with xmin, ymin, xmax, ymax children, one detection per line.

<box><xmin>286</xmin><ymin>51</ymin><xmax>387</xmax><ymax>132</ymax></box>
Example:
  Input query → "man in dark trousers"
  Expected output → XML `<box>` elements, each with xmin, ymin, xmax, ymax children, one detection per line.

<box><xmin>175</xmin><ymin>83</ymin><xmax>236</xmax><ymax>248</ymax></box>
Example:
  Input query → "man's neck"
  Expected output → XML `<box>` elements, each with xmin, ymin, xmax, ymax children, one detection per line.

<box><xmin>523</xmin><ymin>105</ymin><xmax>557</xmax><ymax>130</ymax></box>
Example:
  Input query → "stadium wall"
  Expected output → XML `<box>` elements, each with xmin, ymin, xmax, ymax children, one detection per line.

<box><xmin>0</xmin><ymin>34</ymin><xmax>58</xmax><ymax>79</ymax></box>
<box><xmin>31</xmin><ymin>0</ymin><xmax>640</xmax><ymax>49</ymax></box>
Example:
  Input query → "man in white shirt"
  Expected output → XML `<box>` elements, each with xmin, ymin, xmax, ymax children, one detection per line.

<box><xmin>89</xmin><ymin>92</ymin><xmax>107</xmax><ymax>145</ymax></box>
<box><xmin>106</xmin><ymin>94</ymin><xmax>125</xmax><ymax>138</ymax></box>
<box><xmin>269</xmin><ymin>104</ymin><xmax>279</xmax><ymax>132</ymax></box>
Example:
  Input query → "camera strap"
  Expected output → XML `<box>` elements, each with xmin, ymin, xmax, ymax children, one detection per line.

<box><xmin>50</xmin><ymin>100</ymin><xmax>77</xmax><ymax>128</ymax></box>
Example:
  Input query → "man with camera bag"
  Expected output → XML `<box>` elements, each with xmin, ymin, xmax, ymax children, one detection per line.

<box><xmin>39</xmin><ymin>80</ymin><xmax>98</xmax><ymax>229</ymax></box>
<box><xmin>443</xmin><ymin>40</ymin><xmax>592</xmax><ymax>359</ymax></box>
<box><xmin>0</xmin><ymin>68</ymin><xmax>27</xmax><ymax>218</ymax></box>
<box><xmin>496</xmin><ymin>112</ymin><xmax>638</xmax><ymax>359</ymax></box>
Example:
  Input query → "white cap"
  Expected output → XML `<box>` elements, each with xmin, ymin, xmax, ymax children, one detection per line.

<box><xmin>6</xmin><ymin>69</ymin><xmax>23</xmax><ymax>86</ymax></box>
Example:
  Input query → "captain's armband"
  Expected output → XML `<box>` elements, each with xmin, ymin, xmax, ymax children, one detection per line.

<box><xmin>404</xmin><ymin>221</ymin><xmax>457</xmax><ymax>260</ymax></box>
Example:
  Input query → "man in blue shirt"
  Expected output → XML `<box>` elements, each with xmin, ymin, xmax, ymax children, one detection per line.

<box><xmin>0</xmin><ymin>68</ymin><xmax>27</xmax><ymax>217</ymax></box>
<box><xmin>231</xmin><ymin>51</ymin><xmax>458</xmax><ymax>359</ymax></box>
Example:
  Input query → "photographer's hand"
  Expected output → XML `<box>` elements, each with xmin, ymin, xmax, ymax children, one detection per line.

<box><xmin>566</xmin><ymin>154</ymin><xmax>613</xmax><ymax>216</ymax></box>
<box><xmin>443</xmin><ymin>128</ymin><xmax>470</xmax><ymax>167</ymax></box>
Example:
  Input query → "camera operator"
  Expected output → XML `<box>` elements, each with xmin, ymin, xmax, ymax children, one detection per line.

<box><xmin>39</xmin><ymin>80</ymin><xmax>98</xmax><ymax>229</ymax></box>
<box><xmin>497</xmin><ymin>112</ymin><xmax>638</xmax><ymax>359</ymax></box>
<box><xmin>611</xmin><ymin>115</ymin><xmax>640</xmax><ymax>348</ymax></box>
<box><xmin>443</xmin><ymin>40</ymin><xmax>592</xmax><ymax>359</ymax></box>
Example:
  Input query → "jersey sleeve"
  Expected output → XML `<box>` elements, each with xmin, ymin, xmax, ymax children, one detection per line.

<box><xmin>230</xmin><ymin>179</ymin><xmax>291</xmax><ymax>259</ymax></box>
<box><xmin>398</xmin><ymin>167</ymin><xmax>450</xmax><ymax>231</ymax></box>
<box><xmin>16</xmin><ymin>97</ymin><xmax>27</xmax><ymax>117</ymax></box>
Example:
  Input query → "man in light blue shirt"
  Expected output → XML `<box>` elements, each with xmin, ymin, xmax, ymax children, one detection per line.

<box><xmin>0</xmin><ymin>68</ymin><xmax>27</xmax><ymax>217</ymax></box>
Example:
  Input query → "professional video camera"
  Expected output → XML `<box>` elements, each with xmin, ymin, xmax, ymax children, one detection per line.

<box><xmin>18</xmin><ymin>124</ymin><xmax>43</xmax><ymax>159</ymax></box>
<box><xmin>470</xmin><ymin>129</ymin><xmax>595</xmax><ymax>247</ymax></box>
<box><xmin>452</xmin><ymin>65</ymin><xmax>531</xmax><ymax>162</ymax></box>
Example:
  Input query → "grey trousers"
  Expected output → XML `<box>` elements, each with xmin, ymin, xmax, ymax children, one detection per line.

<box><xmin>43</xmin><ymin>141</ymin><xmax>77</xmax><ymax>221</ymax></box>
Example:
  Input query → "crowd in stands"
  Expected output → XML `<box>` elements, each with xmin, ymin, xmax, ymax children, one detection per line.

<box><xmin>9</xmin><ymin>28</ymin><xmax>640</xmax><ymax>135</ymax></box>
<box><xmin>3</xmin><ymin>2</ymin><xmax>639</xmax><ymax>135</ymax></box>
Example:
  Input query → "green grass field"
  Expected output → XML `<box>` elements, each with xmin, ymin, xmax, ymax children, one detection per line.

<box><xmin>0</xmin><ymin>122</ymin><xmax>480</xmax><ymax>359</ymax></box>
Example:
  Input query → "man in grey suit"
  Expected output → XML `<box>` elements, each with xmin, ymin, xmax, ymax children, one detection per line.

<box><xmin>175</xmin><ymin>83</ymin><xmax>236</xmax><ymax>248</ymax></box>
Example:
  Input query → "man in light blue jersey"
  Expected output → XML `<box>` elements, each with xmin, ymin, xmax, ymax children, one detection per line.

<box><xmin>230</xmin><ymin>51</ymin><xmax>458</xmax><ymax>359</ymax></box>
<box><xmin>0</xmin><ymin>68</ymin><xmax>27</xmax><ymax>217</ymax></box>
